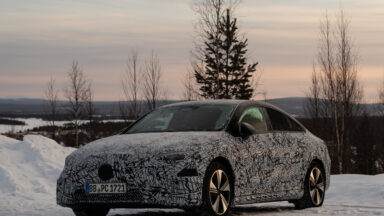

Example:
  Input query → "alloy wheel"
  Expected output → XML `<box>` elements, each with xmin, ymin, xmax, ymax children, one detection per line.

<box><xmin>209</xmin><ymin>169</ymin><xmax>231</xmax><ymax>215</ymax></box>
<box><xmin>309</xmin><ymin>167</ymin><xmax>325</xmax><ymax>206</ymax></box>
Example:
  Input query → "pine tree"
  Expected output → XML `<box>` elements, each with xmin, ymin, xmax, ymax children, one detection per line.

<box><xmin>195</xmin><ymin>29</ymin><xmax>224</xmax><ymax>99</ymax></box>
<box><xmin>195</xmin><ymin>8</ymin><xmax>257</xmax><ymax>99</ymax></box>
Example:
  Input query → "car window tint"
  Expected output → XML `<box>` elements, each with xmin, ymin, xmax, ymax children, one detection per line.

<box><xmin>153</xmin><ymin>112</ymin><xmax>174</xmax><ymax>130</ymax></box>
<box><xmin>266</xmin><ymin>108</ymin><xmax>304</xmax><ymax>132</ymax></box>
<box><xmin>286</xmin><ymin>117</ymin><xmax>304</xmax><ymax>132</ymax></box>
<box><xmin>126</xmin><ymin>104</ymin><xmax>235</xmax><ymax>133</ymax></box>
<box><xmin>266</xmin><ymin>108</ymin><xmax>291</xmax><ymax>131</ymax></box>
<box><xmin>167</xmin><ymin>106</ymin><xmax>223</xmax><ymax>130</ymax></box>
<box><xmin>238</xmin><ymin>107</ymin><xmax>268</xmax><ymax>133</ymax></box>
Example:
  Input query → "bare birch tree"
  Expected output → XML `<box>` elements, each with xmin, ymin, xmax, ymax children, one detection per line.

<box><xmin>84</xmin><ymin>82</ymin><xmax>95</xmax><ymax>140</ymax></box>
<box><xmin>44</xmin><ymin>76</ymin><xmax>59</xmax><ymax>140</ymax></box>
<box><xmin>121</xmin><ymin>49</ymin><xmax>141</xmax><ymax>119</ymax></box>
<box><xmin>65</xmin><ymin>61</ymin><xmax>88</xmax><ymax>147</ymax></box>
<box><xmin>307</xmin><ymin>9</ymin><xmax>362</xmax><ymax>173</ymax></box>
<box><xmin>335</xmin><ymin>9</ymin><xmax>363</xmax><ymax>172</ymax></box>
<box><xmin>143</xmin><ymin>50</ymin><xmax>162</xmax><ymax>111</ymax></box>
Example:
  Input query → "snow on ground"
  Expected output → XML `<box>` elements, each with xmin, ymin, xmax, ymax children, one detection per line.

<box><xmin>0</xmin><ymin>118</ymin><xmax>126</xmax><ymax>134</ymax></box>
<box><xmin>231</xmin><ymin>174</ymin><xmax>384</xmax><ymax>216</ymax></box>
<box><xmin>0</xmin><ymin>118</ymin><xmax>72</xmax><ymax>134</ymax></box>
<box><xmin>0</xmin><ymin>135</ymin><xmax>75</xmax><ymax>216</ymax></box>
<box><xmin>0</xmin><ymin>134</ymin><xmax>383</xmax><ymax>216</ymax></box>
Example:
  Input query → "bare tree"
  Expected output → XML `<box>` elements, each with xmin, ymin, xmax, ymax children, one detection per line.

<box><xmin>305</xmin><ymin>65</ymin><xmax>321</xmax><ymax>124</ymax></box>
<box><xmin>65</xmin><ymin>61</ymin><xmax>88</xmax><ymax>147</ymax></box>
<box><xmin>307</xmin><ymin>9</ymin><xmax>362</xmax><ymax>173</ymax></box>
<box><xmin>118</xmin><ymin>100</ymin><xmax>130</xmax><ymax>124</ymax></box>
<box><xmin>305</xmin><ymin>63</ymin><xmax>332</xmax><ymax>141</ymax></box>
<box><xmin>121</xmin><ymin>49</ymin><xmax>141</xmax><ymax>119</ymax></box>
<box><xmin>44</xmin><ymin>76</ymin><xmax>59</xmax><ymax>140</ymax></box>
<box><xmin>143</xmin><ymin>50</ymin><xmax>162</xmax><ymax>111</ymax></box>
<box><xmin>250</xmin><ymin>68</ymin><xmax>263</xmax><ymax>99</ymax></box>
<box><xmin>335</xmin><ymin>9</ymin><xmax>363</xmax><ymax>172</ymax></box>
<box><xmin>182</xmin><ymin>69</ymin><xmax>199</xmax><ymax>101</ymax></box>
<box><xmin>84</xmin><ymin>82</ymin><xmax>96</xmax><ymax>140</ymax></box>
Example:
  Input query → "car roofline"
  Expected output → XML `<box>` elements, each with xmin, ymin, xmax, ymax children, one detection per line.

<box><xmin>160</xmin><ymin>100</ymin><xmax>308</xmax><ymax>132</ymax></box>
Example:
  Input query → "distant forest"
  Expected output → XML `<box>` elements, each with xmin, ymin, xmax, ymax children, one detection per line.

<box><xmin>0</xmin><ymin>118</ymin><xmax>26</xmax><ymax>125</ymax></box>
<box><xmin>299</xmin><ymin>116</ymin><xmax>384</xmax><ymax>175</ymax></box>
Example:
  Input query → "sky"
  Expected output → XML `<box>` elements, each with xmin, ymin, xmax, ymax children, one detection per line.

<box><xmin>0</xmin><ymin>0</ymin><xmax>383</xmax><ymax>101</ymax></box>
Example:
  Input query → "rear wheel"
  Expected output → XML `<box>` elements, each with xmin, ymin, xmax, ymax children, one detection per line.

<box><xmin>294</xmin><ymin>163</ymin><xmax>325</xmax><ymax>209</ymax></box>
<box><xmin>203</xmin><ymin>162</ymin><xmax>233</xmax><ymax>216</ymax></box>
<box><xmin>72</xmin><ymin>207</ymin><xmax>110</xmax><ymax>216</ymax></box>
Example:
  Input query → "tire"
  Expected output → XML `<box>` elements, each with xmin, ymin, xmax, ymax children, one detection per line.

<box><xmin>294</xmin><ymin>162</ymin><xmax>325</xmax><ymax>209</ymax></box>
<box><xmin>72</xmin><ymin>207</ymin><xmax>110</xmax><ymax>216</ymax></box>
<box><xmin>202</xmin><ymin>162</ymin><xmax>234</xmax><ymax>216</ymax></box>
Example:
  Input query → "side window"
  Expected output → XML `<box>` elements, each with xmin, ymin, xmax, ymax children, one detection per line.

<box><xmin>238</xmin><ymin>107</ymin><xmax>268</xmax><ymax>134</ymax></box>
<box><xmin>286</xmin><ymin>117</ymin><xmax>304</xmax><ymax>132</ymax></box>
<box><xmin>266</xmin><ymin>108</ymin><xmax>303</xmax><ymax>132</ymax></box>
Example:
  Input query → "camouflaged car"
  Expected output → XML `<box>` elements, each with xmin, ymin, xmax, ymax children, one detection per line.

<box><xmin>57</xmin><ymin>100</ymin><xmax>330</xmax><ymax>216</ymax></box>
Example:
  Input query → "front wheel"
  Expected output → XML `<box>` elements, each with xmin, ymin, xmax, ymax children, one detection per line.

<box><xmin>294</xmin><ymin>163</ymin><xmax>325</xmax><ymax>209</ymax></box>
<box><xmin>203</xmin><ymin>162</ymin><xmax>233</xmax><ymax>216</ymax></box>
<box><xmin>72</xmin><ymin>207</ymin><xmax>110</xmax><ymax>216</ymax></box>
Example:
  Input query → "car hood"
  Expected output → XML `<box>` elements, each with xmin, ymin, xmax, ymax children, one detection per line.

<box><xmin>67</xmin><ymin>131</ymin><xmax>225</xmax><ymax>161</ymax></box>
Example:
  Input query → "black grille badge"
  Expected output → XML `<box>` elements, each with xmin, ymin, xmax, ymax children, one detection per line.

<box><xmin>98</xmin><ymin>164</ymin><xmax>113</xmax><ymax>180</ymax></box>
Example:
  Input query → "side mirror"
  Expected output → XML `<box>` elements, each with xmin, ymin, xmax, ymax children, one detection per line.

<box><xmin>240</xmin><ymin>122</ymin><xmax>257</xmax><ymax>139</ymax></box>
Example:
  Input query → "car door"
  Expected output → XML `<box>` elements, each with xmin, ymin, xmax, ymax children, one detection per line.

<box><xmin>264</xmin><ymin>108</ymin><xmax>306</xmax><ymax>195</ymax></box>
<box><xmin>236</xmin><ymin>106</ymin><xmax>277</xmax><ymax>198</ymax></box>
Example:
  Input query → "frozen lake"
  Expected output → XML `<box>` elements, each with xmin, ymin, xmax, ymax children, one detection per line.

<box><xmin>0</xmin><ymin>118</ymin><xmax>125</xmax><ymax>134</ymax></box>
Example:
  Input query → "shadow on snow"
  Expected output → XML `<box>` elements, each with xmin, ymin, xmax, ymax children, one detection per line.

<box><xmin>111</xmin><ymin>204</ymin><xmax>296</xmax><ymax>216</ymax></box>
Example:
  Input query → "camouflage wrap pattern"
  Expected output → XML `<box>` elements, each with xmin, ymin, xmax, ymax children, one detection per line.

<box><xmin>57</xmin><ymin>130</ymin><xmax>330</xmax><ymax>208</ymax></box>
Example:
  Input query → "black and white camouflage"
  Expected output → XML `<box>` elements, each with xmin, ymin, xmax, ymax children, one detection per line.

<box><xmin>57</xmin><ymin>100</ymin><xmax>330</xmax><ymax>209</ymax></box>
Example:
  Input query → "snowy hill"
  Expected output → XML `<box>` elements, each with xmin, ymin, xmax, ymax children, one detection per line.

<box><xmin>0</xmin><ymin>135</ymin><xmax>75</xmax><ymax>216</ymax></box>
<box><xmin>0</xmin><ymin>135</ymin><xmax>383</xmax><ymax>216</ymax></box>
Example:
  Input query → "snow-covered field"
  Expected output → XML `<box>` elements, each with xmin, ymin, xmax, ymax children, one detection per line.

<box><xmin>0</xmin><ymin>118</ymin><xmax>126</xmax><ymax>134</ymax></box>
<box><xmin>0</xmin><ymin>118</ymin><xmax>73</xmax><ymax>134</ymax></box>
<box><xmin>0</xmin><ymin>135</ymin><xmax>383</xmax><ymax>216</ymax></box>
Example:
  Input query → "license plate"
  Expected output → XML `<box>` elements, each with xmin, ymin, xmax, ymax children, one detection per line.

<box><xmin>85</xmin><ymin>183</ymin><xmax>126</xmax><ymax>194</ymax></box>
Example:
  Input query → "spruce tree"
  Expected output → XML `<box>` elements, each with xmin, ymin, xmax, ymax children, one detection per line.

<box><xmin>195</xmin><ymin>28</ymin><xmax>224</xmax><ymax>99</ymax></box>
<box><xmin>195</xmin><ymin>8</ymin><xmax>258</xmax><ymax>99</ymax></box>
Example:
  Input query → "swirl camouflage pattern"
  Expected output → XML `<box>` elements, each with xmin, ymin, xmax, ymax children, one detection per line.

<box><xmin>57</xmin><ymin>100</ymin><xmax>331</xmax><ymax>216</ymax></box>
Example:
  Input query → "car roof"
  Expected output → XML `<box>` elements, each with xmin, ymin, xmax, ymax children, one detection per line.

<box><xmin>162</xmin><ymin>99</ymin><xmax>278</xmax><ymax>110</ymax></box>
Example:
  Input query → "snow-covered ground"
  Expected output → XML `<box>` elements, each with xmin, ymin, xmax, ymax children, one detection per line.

<box><xmin>0</xmin><ymin>135</ymin><xmax>383</xmax><ymax>216</ymax></box>
<box><xmin>0</xmin><ymin>118</ymin><xmax>126</xmax><ymax>134</ymax></box>
<box><xmin>0</xmin><ymin>118</ymin><xmax>72</xmax><ymax>134</ymax></box>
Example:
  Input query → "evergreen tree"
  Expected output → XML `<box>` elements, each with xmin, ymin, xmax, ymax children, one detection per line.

<box><xmin>195</xmin><ymin>27</ymin><xmax>224</xmax><ymax>99</ymax></box>
<box><xmin>195</xmin><ymin>8</ymin><xmax>258</xmax><ymax>99</ymax></box>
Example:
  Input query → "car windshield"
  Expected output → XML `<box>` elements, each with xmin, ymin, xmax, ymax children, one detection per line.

<box><xmin>125</xmin><ymin>104</ymin><xmax>236</xmax><ymax>134</ymax></box>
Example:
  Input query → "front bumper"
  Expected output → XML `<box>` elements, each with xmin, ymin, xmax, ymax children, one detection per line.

<box><xmin>56</xmin><ymin>155</ymin><xmax>203</xmax><ymax>208</ymax></box>
<box><xmin>57</xmin><ymin>184</ymin><xmax>201</xmax><ymax>208</ymax></box>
